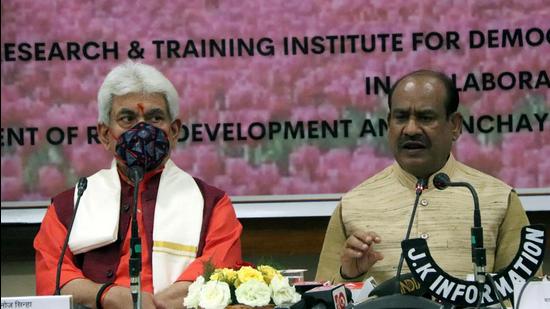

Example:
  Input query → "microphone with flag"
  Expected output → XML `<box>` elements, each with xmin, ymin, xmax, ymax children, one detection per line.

<box><xmin>399</xmin><ymin>173</ymin><xmax>546</xmax><ymax>307</ymax></box>
<box><xmin>355</xmin><ymin>178</ymin><xmax>440</xmax><ymax>309</ymax></box>
<box><xmin>303</xmin><ymin>284</ymin><xmax>352</xmax><ymax>309</ymax></box>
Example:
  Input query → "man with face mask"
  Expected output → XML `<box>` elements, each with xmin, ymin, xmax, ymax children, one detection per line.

<box><xmin>34</xmin><ymin>61</ymin><xmax>243</xmax><ymax>308</ymax></box>
<box><xmin>316</xmin><ymin>70</ymin><xmax>533</xmax><ymax>285</ymax></box>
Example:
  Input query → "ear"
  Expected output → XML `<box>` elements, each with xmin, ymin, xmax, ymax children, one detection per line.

<box><xmin>97</xmin><ymin>123</ymin><xmax>113</xmax><ymax>151</ymax></box>
<box><xmin>449</xmin><ymin>112</ymin><xmax>462</xmax><ymax>142</ymax></box>
<box><xmin>169</xmin><ymin>119</ymin><xmax>181</xmax><ymax>145</ymax></box>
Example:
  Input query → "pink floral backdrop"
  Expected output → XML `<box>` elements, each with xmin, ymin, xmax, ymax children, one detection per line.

<box><xmin>1</xmin><ymin>0</ymin><xmax>549</xmax><ymax>201</ymax></box>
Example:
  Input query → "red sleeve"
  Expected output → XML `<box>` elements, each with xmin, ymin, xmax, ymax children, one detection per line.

<box><xmin>176</xmin><ymin>194</ymin><xmax>242</xmax><ymax>281</ymax></box>
<box><xmin>34</xmin><ymin>204</ymin><xmax>86</xmax><ymax>295</ymax></box>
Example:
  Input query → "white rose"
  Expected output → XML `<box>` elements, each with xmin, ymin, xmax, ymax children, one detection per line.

<box><xmin>235</xmin><ymin>279</ymin><xmax>272</xmax><ymax>307</ymax></box>
<box><xmin>198</xmin><ymin>280</ymin><xmax>232</xmax><ymax>309</ymax></box>
<box><xmin>183</xmin><ymin>276</ymin><xmax>205</xmax><ymax>308</ymax></box>
<box><xmin>270</xmin><ymin>276</ymin><xmax>302</xmax><ymax>306</ymax></box>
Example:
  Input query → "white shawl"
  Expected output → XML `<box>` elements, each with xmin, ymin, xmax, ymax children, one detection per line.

<box><xmin>68</xmin><ymin>159</ymin><xmax>204</xmax><ymax>292</ymax></box>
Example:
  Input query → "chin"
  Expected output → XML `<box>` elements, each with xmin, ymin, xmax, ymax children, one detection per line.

<box><xmin>399</xmin><ymin>159</ymin><xmax>430</xmax><ymax>176</ymax></box>
<box><xmin>406</xmin><ymin>168</ymin><xmax>429</xmax><ymax>178</ymax></box>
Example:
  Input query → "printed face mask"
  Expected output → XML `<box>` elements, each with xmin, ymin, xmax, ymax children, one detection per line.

<box><xmin>115</xmin><ymin>122</ymin><xmax>170</xmax><ymax>171</ymax></box>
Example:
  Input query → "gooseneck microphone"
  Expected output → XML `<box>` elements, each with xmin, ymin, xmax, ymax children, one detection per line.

<box><xmin>395</xmin><ymin>178</ymin><xmax>428</xmax><ymax>290</ymax></box>
<box><xmin>434</xmin><ymin>173</ymin><xmax>491</xmax><ymax>307</ymax></box>
<box><xmin>363</xmin><ymin>178</ymin><xmax>442</xmax><ymax>308</ymax></box>
<box><xmin>433</xmin><ymin>173</ymin><xmax>486</xmax><ymax>286</ymax></box>
<box><xmin>128</xmin><ymin>166</ymin><xmax>144</xmax><ymax>309</ymax></box>
<box><xmin>54</xmin><ymin>177</ymin><xmax>88</xmax><ymax>295</ymax></box>
<box><xmin>399</xmin><ymin>173</ymin><xmax>545</xmax><ymax>307</ymax></box>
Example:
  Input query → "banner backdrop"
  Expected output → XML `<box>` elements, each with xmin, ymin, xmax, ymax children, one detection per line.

<box><xmin>1</xmin><ymin>0</ymin><xmax>549</xmax><ymax>202</ymax></box>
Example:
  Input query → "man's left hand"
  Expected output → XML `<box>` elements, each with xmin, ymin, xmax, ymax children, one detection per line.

<box><xmin>153</xmin><ymin>281</ymin><xmax>192</xmax><ymax>309</ymax></box>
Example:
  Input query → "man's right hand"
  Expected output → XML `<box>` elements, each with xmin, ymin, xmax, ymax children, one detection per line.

<box><xmin>102</xmin><ymin>285</ymin><xmax>155</xmax><ymax>309</ymax></box>
<box><xmin>340</xmin><ymin>231</ymin><xmax>384</xmax><ymax>279</ymax></box>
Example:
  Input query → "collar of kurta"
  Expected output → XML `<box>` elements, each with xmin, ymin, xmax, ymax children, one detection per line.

<box><xmin>392</xmin><ymin>154</ymin><xmax>458</xmax><ymax>191</ymax></box>
<box><xmin>67</xmin><ymin>159</ymin><xmax>204</xmax><ymax>292</ymax></box>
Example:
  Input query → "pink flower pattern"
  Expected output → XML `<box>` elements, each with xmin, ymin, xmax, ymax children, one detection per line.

<box><xmin>1</xmin><ymin>0</ymin><xmax>548</xmax><ymax>200</ymax></box>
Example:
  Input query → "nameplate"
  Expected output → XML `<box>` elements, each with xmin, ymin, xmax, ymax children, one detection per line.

<box><xmin>1</xmin><ymin>295</ymin><xmax>72</xmax><ymax>309</ymax></box>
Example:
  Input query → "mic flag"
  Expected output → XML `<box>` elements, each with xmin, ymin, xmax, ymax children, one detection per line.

<box><xmin>368</xmin><ymin>272</ymin><xmax>427</xmax><ymax>297</ymax></box>
<box><xmin>401</xmin><ymin>225</ymin><xmax>545</xmax><ymax>307</ymax></box>
<box><xmin>303</xmin><ymin>285</ymin><xmax>352</xmax><ymax>309</ymax></box>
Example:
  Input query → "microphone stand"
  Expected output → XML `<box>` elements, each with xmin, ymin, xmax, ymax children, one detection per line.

<box><xmin>129</xmin><ymin>166</ymin><xmax>144</xmax><ymax>309</ymax></box>
<box><xmin>395</xmin><ymin>178</ymin><xmax>427</xmax><ymax>288</ymax></box>
<box><xmin>433</xmin><ymin>173</ymin><xmax>504</xmax><ymax>308</ymax></box>
<box><xmin>453</xmin><ymin>185</ymin><xmax>505</xmax><ymax>309</ymax></box>
<box><xmin>358</xmin><ymin>179</ymin><xmax>440</xmax><ymax>308</ymax></box>
<box><xmin>54</xmin><ymin>177</ymin><xmax>88</xmax><ymax>295</ymax></box>
<box><xmin>450</xmin><ymin>182</ymin><xmax>485</xmax><ymax>286</ymax></box>
<box><xmin>456</xmin><ymin>182</ymin><xmax>486</xmax><ymax>309</ymax></box>
<box><xmin>434</xmin><ymin>174</ymin><xmax>486</xmax><ymax>284</ymax></box>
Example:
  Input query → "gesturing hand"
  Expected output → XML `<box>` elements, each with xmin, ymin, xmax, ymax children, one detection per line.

<box><xmin>340</xmin><ymin>231</ymin><xmax>384</xmax><ymax>279</ymax></box>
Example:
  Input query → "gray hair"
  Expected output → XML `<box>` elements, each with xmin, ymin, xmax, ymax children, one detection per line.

<box><xmin>97</xmin><ymin>61</ymin><xmax>180</xmax><ymax>124</ymax></box>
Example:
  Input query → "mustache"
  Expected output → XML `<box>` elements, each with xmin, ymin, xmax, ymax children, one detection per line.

<box><xmin>398</xmin><ymin>135</ymin><xmax>430</xmax><ymax>147</ymax></box>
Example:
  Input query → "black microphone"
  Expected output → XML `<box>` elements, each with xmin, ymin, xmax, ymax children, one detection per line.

<box><xmin>128</xmin><ymin>166</ymin><xmax>144</xmax><ymax>309</ymax></box>
<box><xmin>401</xmin><ymin>225</ymin><xmax>546</xmax><ymax>307</ymax></box>
<box><xmin>54</xmin><ymin>177</ymin><xmax>88</xmax><ymax>295</ymax></box>
<box><xmin>129</xmin><ymin>166</ymin><xmax>144</xmax><ymax>183</ymax></box>
<box><xmin>303</xmin><ymin>284</ymin><xmax>352</xmax><ymax>309</ymax></box>
<box><xmin>433</xmin><ymin>173</ymin><xmax>486</xmax><ymax>285</ymax></box>
<box><xmin>368</xmin><ymin>273</ymin><xmax>426</xmax><ymax>297</ymax></box>
<box><xmin>433</xmin><ymin>173</ymin><xmax>481</xmax><ymax>227</ymax></box>
<box><xmin>394</xmin><ymin>178</ymin><xmax>428</xmax><ymax>289</ymax></box>
<box><xmin>363</xmin><ymin>178</ymin><xmax>442</xmax><ymax>309</ymax></box>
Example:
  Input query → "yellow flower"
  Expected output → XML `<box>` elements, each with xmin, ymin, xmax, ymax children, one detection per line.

<box><xmin>257</xmin><ymin>265</ymin><xmax>282</xmax><ymax>284</ymax></box>
<box><xmin>235</xmin><ymin>266</ymin><xmax>264</xmax><ymax>287</ymax></box>
<box><xmin>209</xmin><ymin>268</ymin><xmax>237</xmax><ymax>285</ymax></box>
<box><xmin>210</xmin><ymin>270</ymin><xmax>222</xmax><ymax>281</ymax></box>
<box><xmin>221</xmin><ymin>268</ymin><xmax>237</xmax><ymax>284</ymax></box>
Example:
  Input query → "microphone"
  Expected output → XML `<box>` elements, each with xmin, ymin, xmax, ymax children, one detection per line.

<box><xmin>129</xmin><ymin>166</ymin><xmax>144</xmax><ymax>183</ymax></box>
<box><xmin>54</xmin><ymin>177</ymin><xmax>88</xmax><ymax>295</ymax></box>
<box><xmin>432</xmin><ymin>172</ymin><xmax>449</xmax><ymax>190</ymax></box>
<box><xmin>128</xmin><ymin>166</ymin><xmax>144</xmax><ymax>309</ymax></box>
<box><xmin>303</xmin><ymin>284</ymin><xmax>352</xmax><ymax>309</ymax></box>
<box><xmin>394</xmin><ymin>178</ymin><xmax>428</xmax><ymax>290</ymax></box>
<box><xmin>359</xmin><ymin>178</ymin><xmax>441</xmax><ymax>308</ymax></box>
<box><xmin>398</xmin><ymin>177</ymin><xmax>545</xmax><ymax>307</ymax></box>
<box><xmin>433</xmin><ymin>173</ymin><xmax>481</xmax><ymax>227</ymax></box>
<box><xmin>368</xmin><ymin>273</ymin><xmax>426</xmax><ymax>298</ymax></box>
<box><xmin>433</xmin><ymin>173</ymin><xmax>486</xmax><ymax>285</ymax></box>
<box><xmin>401</xmin><ymin>225</ymin><xmax>545</xmax><ymax>307</ymax></box>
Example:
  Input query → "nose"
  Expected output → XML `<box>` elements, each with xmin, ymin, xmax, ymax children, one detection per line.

<box><xmin>402</xmin><ymin>118</ymin><xmax>422</xmax><ymax>136</ymax></box>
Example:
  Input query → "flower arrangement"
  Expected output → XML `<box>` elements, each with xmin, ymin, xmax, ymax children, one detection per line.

<box><xmin>184</xmin><ymin>265</ymin><xmax>302</xmax><ymax>309</ymax></box>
